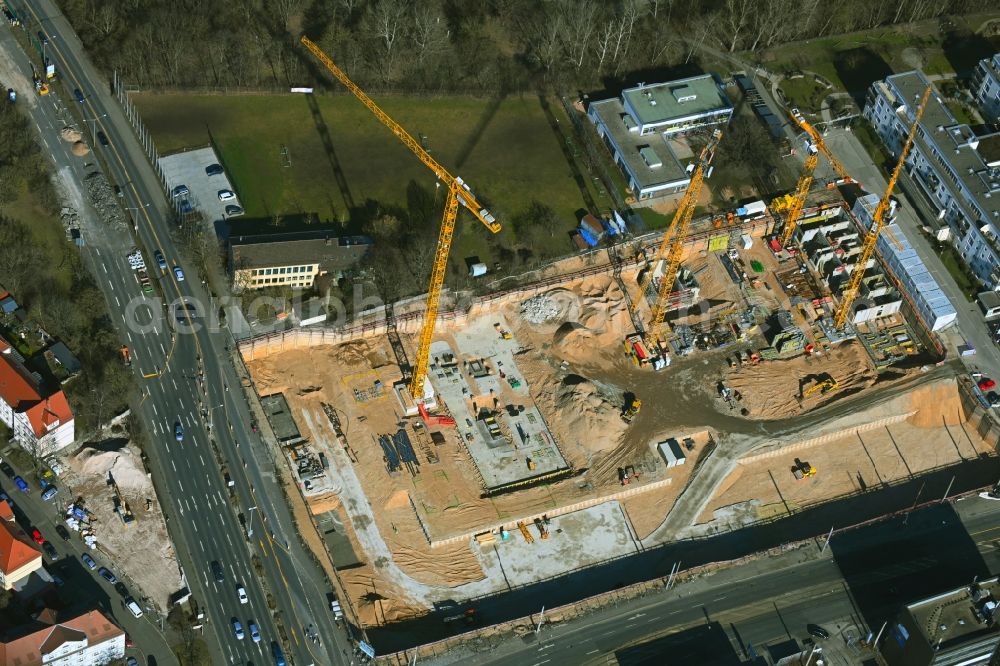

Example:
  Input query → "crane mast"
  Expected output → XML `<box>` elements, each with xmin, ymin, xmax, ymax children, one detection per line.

<box><xmin>790</xmin><ymin>113</ymin><xmax>856</xmax><ymax>186</ymax></box>
<box><xmin>833</xmin><ymin>86</ymin><xmax>932</xmax><ymax>329</ymax></box>
<box><xmin>634</xmin><ymin>129</ymin><xmax>723</xmax><ymax>342</ymax></box>
<box><xmin>779</xmin><ymin>151</ymin><xmax>818</xmax><ymax>248</ymax></box>
<box><xmin>301</xmin><ymin>36</ymin><xmax>501</xmax><ymax>399</ymax></box>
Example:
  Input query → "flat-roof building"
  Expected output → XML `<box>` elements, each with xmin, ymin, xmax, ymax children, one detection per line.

<box><xmin>865</xmin><ymin>71</ymin><xmax>1000</xmax><ymax>288</ymax></box>
<box><xmin>880</xmin><ymin>576</ymin><xmax>1000</xmax><ymax>665</ymax></box>
<box><xmin>228</xmin><ymin>231</ymin><xmax>372</xmax><ymax>291</ymax></box>
<box><xmin>588</xmin><ymin>74</ymin><xmax>733</xmax><ymax>201</ymax></box>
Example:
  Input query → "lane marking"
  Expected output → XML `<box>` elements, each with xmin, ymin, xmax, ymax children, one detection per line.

<box><xmin>171</xmin><ymin>460</ymin><xmax>176</xmax><ymax>472</ymax></box>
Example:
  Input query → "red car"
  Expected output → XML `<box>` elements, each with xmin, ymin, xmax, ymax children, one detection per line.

<box><xmin>31</xmin><ymin>528</ymin><xmax>45</xmax><ymax>544</ymax></box>
<box><xmin>979</xmin><ymin>378</ymin><xmax>996</xmax><ymax>391</ymax></box>
<box><xmin>124</xmin><ymin>633</ymin><xmax>134</xmax><ymax>648</ymax></box>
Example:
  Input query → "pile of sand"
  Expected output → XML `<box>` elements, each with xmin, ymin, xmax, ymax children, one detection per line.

<box><xmin>71</xmin><ymin>141</ymin><xmax>89</xmax><ymax>157</ymax></box>
<box><xmin>69</xmin><ymin>443</ymin><xmax>152</xmax><ymax>493</ymax></box>
<box><xmin>60</xmin><ymin>127</ymin><xmax>82</xmax><ymax>142</ymax></box>
<box><xmin>534</xmin><ymin>373</ymin><xmax>627</xmax><ymax>457</ymax></box>
<box><xmin>723</xmin><ymin>341</ymin><xmax>878</xmax><ymax>420</ymax></box>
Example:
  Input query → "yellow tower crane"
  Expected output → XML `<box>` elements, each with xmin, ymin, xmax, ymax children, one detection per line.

<box><xmin>778</xmin><ymin>150</ymin><xmax>818</xmax><ymax>248</ymax></box>
<box><xmin>790</xmin><ymin>112</ymin><xmax>857</xmax><ymax>188</ymax></box>
<box><xmin>833</xmin><ymin>86</ymin><xmax>932</xmax><ymax>330</ymax></box>
<box><xmin>630</xmin><ymin>129</ymin><xmax>723</xmax><ymax>343</ymax></box>
<box><xmin>301</xmin><ymin>37</ymin><xmax>501</xmax><ymax>400</ymax></box>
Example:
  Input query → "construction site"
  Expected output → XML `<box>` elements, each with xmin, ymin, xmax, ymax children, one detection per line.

<box><xmin>239</xmin><ymin>48</ymin><xmax>996</xmax><ymax>632</ymax></box>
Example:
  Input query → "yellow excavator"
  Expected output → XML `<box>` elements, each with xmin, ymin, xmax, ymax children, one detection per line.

<box><xmin>621</xmin><ymin>396</ymin><xmax>641</xmax><ymax>423</ymax></box>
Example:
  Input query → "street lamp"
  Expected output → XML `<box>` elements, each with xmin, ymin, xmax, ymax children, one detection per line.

<box><xmin>247</xmin><ymin>505</ymin><xmax>258</xmax><ymax>537</ymax></box>
<box><xmin>125</xmin><ymin>202</ymin><xmax>151</xmax><ymax>231</ymax></box>
<box><xmin>83</xmin><ymin>113</ymin><xmax>108</xmax><ymax>140</ymax></box>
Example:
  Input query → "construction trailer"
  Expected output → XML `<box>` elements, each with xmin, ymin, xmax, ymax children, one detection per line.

<box><xmin>657</xmin><ymin>439</ymin><xmax>688</xmax><ymax>468</ymax></box>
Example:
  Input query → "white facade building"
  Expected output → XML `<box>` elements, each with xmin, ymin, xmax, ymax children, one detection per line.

<box><xmin>973</xmin><ymin>53</ymin><xmax>1000</xmax><ymax>123</ymax></box>
<box><xmin>0</xmin><ymin>338</ymin><xmax>74</xmax><ymax>457</ymax></box>
<box><xmin>0</xmin><ymin>609</ymin><xmax>125</xmax><ymax>666</ymax></box>
<box><xmin>864</xmin><ymin>70</ymin><xmax>1000</xmax><ymax>288</ymax></box>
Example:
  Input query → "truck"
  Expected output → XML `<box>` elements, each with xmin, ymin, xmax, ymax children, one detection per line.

<box><xmin>136</xmin><ymin>269</ymin><xmax>154</xmax><ymax>295</ymax></box>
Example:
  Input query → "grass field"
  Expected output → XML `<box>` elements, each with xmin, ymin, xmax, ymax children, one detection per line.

<box><xmin>939</xmin><ymin>245</ymin><xmax>978</xmax><ymax>301</ymax></box>
<box><xmin>135</xmin><ymin>93</ymin><xmax>592</xmax><ymax>261</ymax></box>
<box><xmin>5</xmin><ymin>183</ymin><xmax>73</xmax><ymax>291</ymax></box>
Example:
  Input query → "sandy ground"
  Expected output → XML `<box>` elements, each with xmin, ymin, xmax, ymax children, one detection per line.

<box><xmin>59</xmin><ymin>441</ymin><xmax>181</xmax><ymax>608</ymax></box>
<box><xmin>722</xmin><ymin>341</ymin><xmax>879</xmax><ymax>419</ymax></box>
<box><xmin>697</xmin><ymin>378</ymin><xmax>989</xmax><ymax>528</ymax></box>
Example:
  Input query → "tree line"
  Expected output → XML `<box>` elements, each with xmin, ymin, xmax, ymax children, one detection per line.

<box><xmin>57</xmin><ymin>0</ymin><xmax>995</xmax><ymax>94</ymax></box>
<box><xmin>0</xmin><ymin>101</ymin><xmax>131</xmax><ymax>437</ymax></box>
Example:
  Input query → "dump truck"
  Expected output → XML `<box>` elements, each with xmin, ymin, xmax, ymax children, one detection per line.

<box><xmin>494</xmin><ymin>323</ymin><xmax>512</xmax><ymax>340</ymax></box>
<box><xmin>792</xmin><ymin>458</ymin><xmax>816</xmax><ymax>480</ymax></box>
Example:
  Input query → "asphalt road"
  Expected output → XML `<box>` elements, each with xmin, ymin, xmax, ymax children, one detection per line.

<box><xmin>3</xmin><ymin>4</ymin><xmax>350</xmax><ymax>664</ymax></box>
<box><xmin>433</xmin><ymin>495</ymin><xmax>1000</xmax><ymax>666</ymax></box>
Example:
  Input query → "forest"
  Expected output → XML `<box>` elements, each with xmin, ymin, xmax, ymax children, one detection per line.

<box><xmin>56</xmin><ymin>0</ymin><xmax>996</xmax><ymax>93</ymax></box>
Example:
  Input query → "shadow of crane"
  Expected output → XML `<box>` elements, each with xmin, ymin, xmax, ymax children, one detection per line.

<box><xmin>453</xmin><ymin>93</ymin><xmax>506</xmax><ymax>171</ymax></box>
<box><xmin>304</xmin><ymin>93</ymin><xmax>356</xmax><ymax>219</ymax></box>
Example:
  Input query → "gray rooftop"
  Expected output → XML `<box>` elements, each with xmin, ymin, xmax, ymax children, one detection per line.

<box><xmin>622</xmin><ymin>75</ymin><xmax>731</xmax><ymax>127</ymax></box>
<box><xmin>880</xmin><ymin>71</ymin><xmax>1000</xmax><ymax>224</ymax></box>
<box><xmin>229</xmin><ymin>231</ymin><xmax>372</xmax><ymax>272</ymax></box>
<box><xmin>906</xmin><ymin>577</ymin><xmax>1000</xmax><ymax>649</ymax></box>
<box><xmin>590</xmin><ymin>97</ymin><xmax>689</xmax><ymax>192</ymax></box>
<box><xmin>260</xmin><ymin>393</ymin><xmax>304</xmax><ymax>444</ymax></box>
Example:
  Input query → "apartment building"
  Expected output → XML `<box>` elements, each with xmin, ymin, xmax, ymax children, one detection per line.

<box><xmin>879</xmin><ymin>577</ymin><xmax>1000</xmax><ymax>665</ymax></box>
<box><xmin>229</xmin><ymin>231</ymin><xmax>372</xmax><ymax>291</ymax></box>
<box><xmin>0</xmin><ymin>501</ymin><xmax>43</xmax><ymax>590</ymax></box>
<box><xmin>864</xmin><ymin>70</ymin><xmax>1000</xmax><ymax>288</ymax></box>
<box><xmin>973</xmin><ymin>53</ymin><xmax>1000</xmax><ymax>123</ymax></box>
<box><xmin>588</xmin><ymin>74</ymin><xmax>733</xmax><ymax>200</ymax></box>
<box><xmin>0</xmin><ymin>609</ymin><xmax>125</xmax><ymax>666</ymax></box>
<box><xmin>0</xmin><ymin>337</ymin><xmax>74</xmax><ymax>457</ymax></box>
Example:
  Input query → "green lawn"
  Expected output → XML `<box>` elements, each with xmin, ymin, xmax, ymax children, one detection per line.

<box><xmin>939</xmin><ymin>246</ymin><xmax>977</xmax><ymax>301</ymax></box>
<box><xmin>3</xmin><ymin>183</ymin><xmax>74</xmax><ymax>291</ymax></box>
<box><xmin>945</xmin><ymin>100</ymin><xmax>975</xmax><ymax>125</ymax></box>
<box><xmin>135</xmin><ymin>93</ymin><xmax>589</xmax><ymax>260</ymax></box>
<box><xmin>779</xmin><ymin>77</ymin><xmax>829</xmax><ymax>113</ymax></box>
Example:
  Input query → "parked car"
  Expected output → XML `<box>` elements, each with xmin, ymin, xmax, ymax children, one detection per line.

<box><xmin>205</xmin><ymin>163</ymin><xmax>224</xmax><ymax>176</ymax></box>
<box><xmin>173</xmin><ymin>266</ymin><xmax>185</xmax><ymax>282</ymax></box>
<box><xmin>232</xmin><ymin>618</ymin><xmax>244</xmax><ymax>640</ymax></box>
<box><xmin>31</xmin><ymin>528</ymin><xmax>45</xmax><ymax>544</ymax></box>
<box><xmin>55</xmin><ymin>524</ymin><xmax>70</xmax><ymax>541</ymax></box>
<box><xmin>217</xmin><ymin>189</ymin><xmax>236</xmax><ymax>202</ymax></box>
<box><xmin>174</xmin><ymin>422</ymin><xmax>184</xmax><ymax>441</ymax></box>
<box><xmin>98</xmin><ymin>567</ymin><xmax>117</xmax><ymax>584</ymax></box>
<box><xmin>126</xmin><ymin>658</ymin><xmax>139</xmax><ymax>666</ymax></box>
<box><xmin>237</xmin><ymin>585</ymin><xmax>248</xmax><ymax>604</ymax></box>
<box><xmin>42</xmin><ymin>541</ymin><xmax>59</xmax><ymax>560</ymax></box>
<box><xmin>171</xmin><ymin>184</ymin><xmax>189</xmax><ymax>198</ymax></box>
<box><xmin>115</xmin><ymin>581</ymin><xmax>129</xmax><ymax>597</ymax></box>
<box><xmin>989</xmin><ymin>391</ymin><xmax>1000</xmax><ymax>408</ymax></box>
<box><xmin>0</xmin><ymin>460</ymin><xmax>14</xmax><ymax>478</ymax></box>
<box><xmin>41</xmin><ymin>485</ymin><xmax>58</xmax><ymax>501</ymax></box>
<box><xmin>154</xmin><ymin>250</ymin><xmax>167</xmax><ymax>270</ymax></box>
<box><xmin>73</xmin><ymin>88</ymin><xmax>84</xmax><ymax>103</ymax></box>
<box><xmin>81</xmin><ymin>553</ymin><xmax>97</xmax><ymax>569</ymax></box>
<box><xmin>224</xmin><ymin>204</ymin><xmax>244</xmax><ymax>217</ymax></box>
<box><xmin>0</xmin><ymin>491</ymin><xmax>12</xmax><ymax>509</ymax></box>
<box><xmin>807</xmin><ymin>623</ymin><xmax>830</xmax><ymax>639</ymax></box>
<box><xmin>249</xmin><ymin>621</ymin><xmax>260</xmax><ymax>643</ymax></box>
<box><xmin>14</xmin><ymin>476</ymin><xmax>29</xmax><ymax>492</ymax></box>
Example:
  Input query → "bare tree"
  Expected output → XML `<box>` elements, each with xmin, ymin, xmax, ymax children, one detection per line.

<box><xmin>563</xmin><ymin>0</ymin><xmax>599</xmax><ymax>70</ymax></box>
<box><xmin>411</xmin><ymin>1</ymin><xmax>449</xmax><ymax>65</ymax></box>
<box><xmin>370</xmin><ymin>0</ymin><xmax>409</xmax><ymax>83</ymax></box>
<box><xmin>721</xmin><ymin>0</ymin><xmax>753</xmax><ymax>52</ymax></box>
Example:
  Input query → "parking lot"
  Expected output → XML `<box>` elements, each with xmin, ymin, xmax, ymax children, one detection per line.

<box><xmin>158</xmin><ymin>146</ymin><xmax>241</xmax><ymax>225</ymax></box>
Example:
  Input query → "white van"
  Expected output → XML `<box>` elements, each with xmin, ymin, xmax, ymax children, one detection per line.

<box><xmin>125</xmin><ymin>598</ymin><xmax>143</xmax><ymax>618</ymax></box>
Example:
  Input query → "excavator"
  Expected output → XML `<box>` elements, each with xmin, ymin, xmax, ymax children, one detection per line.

<box><xmin>621</xmin><ymin>395</ymin><xmax>641</xmax><ymax>423</ymax></box>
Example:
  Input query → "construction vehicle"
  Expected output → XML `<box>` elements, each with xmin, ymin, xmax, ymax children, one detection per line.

<box><xmin>789</xmin><ymin>110</ymin><xmax>857</xmax><ymax>188</ymax></box>
<box><xmin>792</xmin><ymin>458</ymin><xmax>816</xmax><ymax>480</ymax></box>
<box><xmin>119</xmin><ymin>345</ymin><xmax>131</xmax><ymax>366</ymax></box>
<box><xmin>533</xmin><ymin>517</ymin><xmax>549</xmax><ymax>539</ymax></box>
<box><xmin>630</xmin><ymin>129</ymin><xmax>723</xmax><ymax>347</ymax></box>
<box><xmin>623</xmin><ymin>333</ymin><xmax>666</xmax><ymax>370</ymax></box>
<box><xmin>417</xmin><ymin>402</ymin><xmax>456</xmax><ymax>427</ymax></box>
<box><xmin>301</xmin><ymin>37</ymin><xmax>501</xmax><ymax>403</ymax></box>
<box><xmin>495</xmin><ymin>323</ymin><xmax>512</xmax><ymax>340</ymax></box>
<box><xmin>108</xmin><ymin>472</ymin><xmax>135</xmax><ymax>525</ymax></box>
<box><xmin>517</xmin><ymin>521</ymin><xmax>534</xmax><ymax>544</ymax></box>
<box><xmin>442</xmin><ymin>608</ymin><xmax>478</xmax><ymax>625</ymax></box>
<box><xmin>834</xmin><ymin>86</ymin><xmax>932</xmax><ymax>330</ymax></box>
<box><xmin>621</xmin><ymin>396</ymin><xmax>641</xmax><ymax>423</ymax></box>
<box><xmin>803</xmin><ymin>378</ymin><xmax>838</xmax><ymax>398</ymax></box>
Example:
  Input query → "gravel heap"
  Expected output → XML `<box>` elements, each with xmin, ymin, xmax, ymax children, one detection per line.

<box><xmin>85</xmin><ymin>171</ymin><xmax>128</xmax><ymax>230</ymax></box>
<box><xmin>520</xmin><ymin>294</ymin><xmax>563</xmax><ymax>324</ymax></box>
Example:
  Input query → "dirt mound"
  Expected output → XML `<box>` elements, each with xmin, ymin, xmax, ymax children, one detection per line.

<box><xmin>70</xmin><ymin>444</ymin><xmax>151</xmax><ymax>493</ymax></box>
<box><xmin>61</xmin><ymin>127</ymin><xmax>82</xmax><ymax>142</ymax></box>
<box><xmin>71</xmin><ymin>141</ymin><xmax>90</xmax><ymax>157</ymax></box>
<box><xmin>906</xmin><ymin>378</ymin><xmax>965</xmax><ymax>427</ymax></box>
<box><xmin>534</xmin><ymin>373</ymin><xmax>626</xmax><ymax>457</ymax></box>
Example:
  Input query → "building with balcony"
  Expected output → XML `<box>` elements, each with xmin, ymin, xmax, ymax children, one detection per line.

<box><xmin>0</xmin><ymin>501</ymin><xmax>43</xmax><ymax>591</ymax></box>
<box><xmin>864</xmin><ymin>70</ymin><xmax>1000</xmax><ymax>288</ymax></box>
<box><xmin>0</xmin><ymin>337</ymin><xmax>74</xmax><ymax>457</ymax></box>
<box><xmin>588</xmin><ymin>74</ymin><xmax>733</xmax><ymax>201</ymax></box>
<box><xmin>973</xmin><ymin>53</ymin><xmax>1000</xmax><ymax>123</ymax></box>
<box><xmin>0</xmin><ymin>609</ymin><xmax>125</xmax><ymax>666</ymax></box>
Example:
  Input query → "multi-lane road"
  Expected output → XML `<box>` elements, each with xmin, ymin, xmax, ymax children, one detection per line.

<box><xmin>2</xmin><ymin>2</ymin><xmax>350</xmax><ymax>663</ymax></box>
